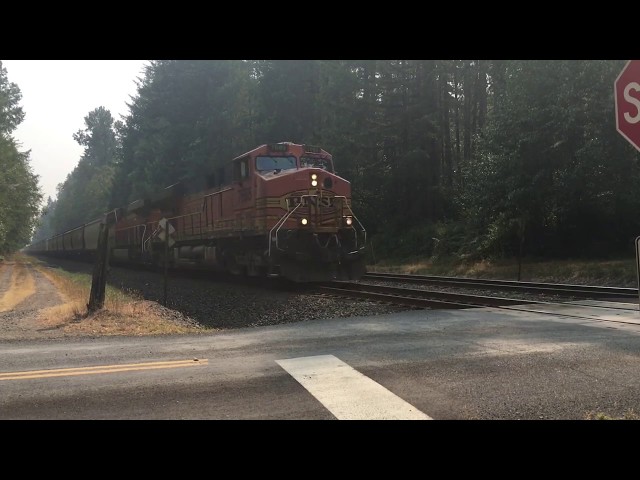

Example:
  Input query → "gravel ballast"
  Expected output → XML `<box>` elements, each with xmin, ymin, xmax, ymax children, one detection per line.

<box><xmin>35</xmin><ymin>257</ymin><xmax>411</xmax><ymax>331</ymax></box>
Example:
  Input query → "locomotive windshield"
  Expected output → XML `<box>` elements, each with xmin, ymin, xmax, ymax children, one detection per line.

<box><xmin>301</xmin><ymin>156</ymin><xmax>333</xmax><ymax>173</ymax></box>
<box><xmin>256</xmin><ymin>155</ymin><xmax>297</xmax><ymax>172</ymax></box>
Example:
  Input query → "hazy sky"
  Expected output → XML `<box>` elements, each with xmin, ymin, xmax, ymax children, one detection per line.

<box><xmin>2</xmin><ymin>60</ymin><xmax>149</xmax><ymax>204</ymax></box>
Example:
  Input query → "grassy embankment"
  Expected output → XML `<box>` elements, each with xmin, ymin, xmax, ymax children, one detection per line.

<box><xmin>12</xmin><ymin>253</ymin><xmax>204</xmax><ymax>336</ymax></box>
<box><xmin>368</xmin><ymin>256</ymin><xmax>639</xmax><ymax>288</ymax></box>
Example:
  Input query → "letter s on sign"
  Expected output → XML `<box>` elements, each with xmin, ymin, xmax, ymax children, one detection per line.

<box><xmin>624</xmin><ymin>82</ymin><xmax>640</xmax><ymax>124</ymax></box>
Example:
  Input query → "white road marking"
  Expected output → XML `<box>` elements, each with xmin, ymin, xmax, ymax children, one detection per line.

<box><xmin>276</xmin><ymin>354</ymin><xmax>431</xmax><ymax>420</ymax></box>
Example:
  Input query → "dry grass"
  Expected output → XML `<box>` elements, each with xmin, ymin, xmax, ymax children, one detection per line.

<box><xmin>368</xmin><ymin>257</ymin><xmax>638</xmax><ymax>287</ymax></box>
<box><xmin>585</xmin><ymin>409</ymin><xmax>640</xmax><ymax>420</ymax></box>
<box><xmin>16</xmin><ymin>253</ymin><xmax>205</xmax><ymax>336</ymax></box>
<box><xmin>0</xmin><ymin>261</ymin><xmax>36</xmax><ymax>312</ymax></box>
<box><xmin>36</xmin><ymin>299</ymin><xmax>203</xmax><ymax>336</ymax></box>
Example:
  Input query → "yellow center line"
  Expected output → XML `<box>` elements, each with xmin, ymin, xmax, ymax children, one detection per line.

<box><xmin>0</xmin><ymin>359</ymin><xmax>209</xmax><ymax>381</ymax></box>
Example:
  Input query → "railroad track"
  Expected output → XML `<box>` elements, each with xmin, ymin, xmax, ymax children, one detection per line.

<box><xmin>316</xmin><ymin>282</ymin><xmax>540</xmax><ymax>309</ymax></box>
<box><xmin>316</xmin><ymin>279</ymin><xmax>640</xmax><ymax>330</ymax></box>
<box><xmin>362</xmin><ymin>272</ymin><xmax>638</xmax><ymax>299</ymax></box>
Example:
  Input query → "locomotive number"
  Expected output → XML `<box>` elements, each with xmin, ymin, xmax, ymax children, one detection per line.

<box><xmin>287</xmin><ymin>196</ymin><xmax>334</xmax><ymax>208</ymax></box>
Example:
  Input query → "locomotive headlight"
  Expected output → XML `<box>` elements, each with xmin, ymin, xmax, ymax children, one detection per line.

<box><xmin>300</xmin><ymin>218</ymin><xmax>308</xmax><ymax>226</ymax></box>
<box><xmin>345</xmin><ymin>216</ymin><xmax>353</xmax><ymax>226</ymax></box>
<box><xmin>311</xmin><ymin>173</ymin><xmax>318</xmax><ymax>187</ymax></box>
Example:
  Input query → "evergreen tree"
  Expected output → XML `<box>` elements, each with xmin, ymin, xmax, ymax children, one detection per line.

<box><xmin>51</xmin><ymin>106</ymin><xmax>119</xmax><ymax>232</ymax></box>
<box><xmin>459</xmin><ymin>60</ymin><xmax>640</xmax><ymax>258</ymax></box>
<box><xmin>0</xmin><ymin>61</ymin><xmax>42</xmax><ymax>253</ymax></box>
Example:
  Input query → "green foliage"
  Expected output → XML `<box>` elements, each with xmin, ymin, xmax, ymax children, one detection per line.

<box><xmin>457</xmin><ymin>60</ymin><xmax>640</xmax><ymax>259</ymax></box>
<box><xmin>16</xmin><ymin>59</ymin><xmax>640</xmax><ymax>263</ymax></box>
<box><xmin>369</xmin><ymin>219</ymin><xmax>486</xmax><ymax>265</ymax></box>
<box><xmin>112</xmin><ymin>60</ymin><xmax>257</xmax><ymax>204</ymax></box>
<box><xmin>0</xmin><ymin>137</ymin><xmax>42</xmax><ymax>253</ymax></box>
<box><xmin>253</xmin><ymin>60</ymin><xmax>321</xmax><ymax>143</ymax></box>
<box><xmin>33</xmin><ymin>106</ymin><xmax>119</xmax><ymax>236</ymax></box>
<box><xmin>0</xmin><ymin>61</ymin><xmax>25</xmax><ymax>136</ymax></box>
<box><xmin>0</xmin><ymin>62</ymin><xmax>42</xmax><ymax>254</ymax></box>
<box><xmin>31</xmin><ymin>196</ymin><xmax>56</xmax><ymax>242</ymax></box>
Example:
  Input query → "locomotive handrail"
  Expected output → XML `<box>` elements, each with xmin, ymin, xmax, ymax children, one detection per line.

<box><xmin>115</xmin><ymin>223</ymin><xmax>146</xmax><ymax>233</ymax></box>
<box><xmin>137</xmin><ymin>224</ymin><xmax>147</xmax><ymax>255</ymax></box>
<box><xmin>166</xmin><ymin>211</ymin><xmax>204</xmax><ymax>239</ymax></box>
<box><xmin>269</xmin><ymin>202</ymin><xmax>304</xmax><ymax>256</ymax></box>
<box><xmin>144</xmin><ymin>224</ymin><xmax>161</xmax><ymax>254</ymax></box>
<box><xmin>202</xmin><ymin>187</ymin><xmax>232</xmax><ymax>198</ymax></box>
<box><xmin>115</xmin><ymin>223</ymin><xmax>148</xmax><ymax>255</ymax></box>
<box><xmin>331</xmin><ymin>196</ymin><xmax>367</xmax><ymax>252</ymax></box>
<box><xmin>268</xmin><ymin>194</ymin><xmax>367</xmax><ymax>257</ymax></box>
<box><xmin>145</xmin><ymin>212</ymin><xmax>203</xmax><ymax>246</ymax></box>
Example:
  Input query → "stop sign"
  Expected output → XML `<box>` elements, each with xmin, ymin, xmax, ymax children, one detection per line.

<box><xmin>615</xmin><ymin>60</ymin><xmax>640</xmax><ymax>152</ymax></box>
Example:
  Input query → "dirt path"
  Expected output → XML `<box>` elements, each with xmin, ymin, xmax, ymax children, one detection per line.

<box><xmin>0</xmin><ymin>261</ymin><xmax>67</xmax><ymax>340</ymax></box>
<box><xmin>0</xmin><ymin>256</ymin><xmax>205</xmax><ymax>341</ymax></box>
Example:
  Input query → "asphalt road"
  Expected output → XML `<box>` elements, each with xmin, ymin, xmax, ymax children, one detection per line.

<box><xmin>2</xmin><ymin>301</ymin><xmax>640</xmax><ymax>421</ymax></box>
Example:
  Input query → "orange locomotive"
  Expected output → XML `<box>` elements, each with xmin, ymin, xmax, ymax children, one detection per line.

<box><xmin>32</xmin><ymin>142</ymin><xmax>367</xmax><ymax>282</ymax></box>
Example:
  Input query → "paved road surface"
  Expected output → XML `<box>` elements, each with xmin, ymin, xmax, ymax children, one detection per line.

<box><xmin>2</xmin><ymin>300</ymin><xmax>640</xmax><ymax>420</ymax></box>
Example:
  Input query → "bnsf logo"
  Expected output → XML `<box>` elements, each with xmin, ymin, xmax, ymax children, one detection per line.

<box><xmin>287</xmin><ymin>196</ymin><xmax>334</xmax><ymax>208</ymax></box>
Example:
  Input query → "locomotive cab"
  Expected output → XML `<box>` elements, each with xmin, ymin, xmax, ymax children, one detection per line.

<box><xmin>248</xmin><ymin>143</ymin><xmax>366</xmax><ymax>281</ymax></box>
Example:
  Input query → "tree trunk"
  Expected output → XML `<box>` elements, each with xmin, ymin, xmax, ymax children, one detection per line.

<box><xmin>463</xmin><ymin>61</ymin><xmax>471</xmax><ymax>164</ymax></box>
<box><xmin>441</xmin><ymin>66</ymin><xmax>452</xmax><ymax>188</ymax></box>
<box><xmin>87</xmin><ymin>222</ymin><xmax>110</xmax><ymax>313</ymax></box>
<box><xmin>454</xmin><ymin>64</ymin><xmax>461</xmax><ymax>184</ymax></box>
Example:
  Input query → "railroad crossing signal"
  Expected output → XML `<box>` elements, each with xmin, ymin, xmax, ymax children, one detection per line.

<box><xmin>615</xmin><ymin>60</ymin><xmax>640</xmax><ymax>152</ymax></box>
<box><xmin>157</xmin><ymin>218</ymin><xmax>176</xmax><ymax>247</ymax></box>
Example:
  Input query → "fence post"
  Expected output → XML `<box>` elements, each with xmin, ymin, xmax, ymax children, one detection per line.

<box><xmin>87</xmin><ymin>209</ymin><xmax>119</xmax><ymax>313</ymax></box>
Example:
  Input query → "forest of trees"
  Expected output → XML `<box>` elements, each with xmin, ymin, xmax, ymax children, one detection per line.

<box><xmin>0</xmin><ymin>61</ymin><xmax>41</xmax><ymax>256</ymax></box>
<box><xmin>13</xmin><ymin>60</ymin><xmax>640</xmax><ymax>263</ymax></box>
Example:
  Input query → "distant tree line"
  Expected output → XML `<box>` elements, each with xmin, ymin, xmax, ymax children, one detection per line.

<box><xmin>27</xmin><ymin>60</ymin><xmax>640</xmax><ymax>261</ymax></box>
<box><xmin>0</xmin><ymin>61</ymin><xmax>41</xmax><ymax>256</ymax></box>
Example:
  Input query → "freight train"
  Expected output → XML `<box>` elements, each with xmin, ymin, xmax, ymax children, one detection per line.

<box><xmin>25</xmin><ymin>142</ymin><xmax>367</xmax><ymax>282</ymax></box>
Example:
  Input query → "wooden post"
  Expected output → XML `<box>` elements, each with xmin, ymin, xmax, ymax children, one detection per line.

<box><xmin>87</xmin><ymin>209</ymin><xmax>120</xmax><ymax>313</ymax></box>
<box><xmin>635</xmin><ymin>236</ymin><xmax>640</xmax><ymax>312</ymax></box>
<box><xmin>163</xmin><ymin>230</ymin><xmax>168</xmax><ymax>306</ymax></box>
<box><xmin>87</xmin><ymin>221</ymin><xmax>110</xmax><ymax>312</ymax></box>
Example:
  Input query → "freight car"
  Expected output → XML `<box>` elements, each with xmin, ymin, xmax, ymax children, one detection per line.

<box><xmin>26</xmin><ymin>142</ymin><xmax>367</xmax><ymax>282</ymax></box>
